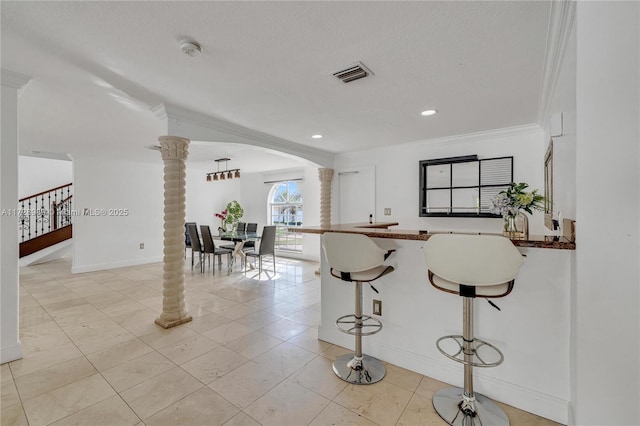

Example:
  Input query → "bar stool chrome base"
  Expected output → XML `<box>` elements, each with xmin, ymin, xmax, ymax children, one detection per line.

<box><xmin>433</xmin><ymin>387</ymin><xmax>509</xmax><ymax>426</ymax></box>
<box><xmin>333</xmin><ymin>353</ymin><xmax>386</xmax><ymax>385</ymax></box>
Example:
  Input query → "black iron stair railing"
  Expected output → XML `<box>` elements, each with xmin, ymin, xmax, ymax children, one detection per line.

<box><xmin>18</xmin><ymin>183</ymin><xmax>73</xmax><ymax>246</ymax></box>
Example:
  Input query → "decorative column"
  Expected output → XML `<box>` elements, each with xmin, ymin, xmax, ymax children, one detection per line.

<box><xmin>318</xmin><ymin>168</ymin><xmax>334</xmax><ymax>228</ymax></box>
<box><xmin>155</xmin><ymin>136</ymin><xmax>192</xmax><ymax>329</ymax></box>
<box><xmin>316</xmin><ymin>168</ymin><xmax>334</xmax><ymax>275</ymax></box>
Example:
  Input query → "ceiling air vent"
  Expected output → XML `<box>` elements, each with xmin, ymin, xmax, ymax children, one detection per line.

<box><xmin>332</xmin><ymin>62</ymin><xmax>373</xmax><ymax>83</ymax></box>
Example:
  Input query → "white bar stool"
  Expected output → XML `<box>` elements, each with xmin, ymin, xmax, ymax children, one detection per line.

<box><xmin>322</xmin><ymin>232</ymin><xmax>395</xmax><ymax>384</ymax></box>
<box><xmin>423</xmin><ymin>234</ymin><xmax>524</xmax><ymax>426</ymax></box>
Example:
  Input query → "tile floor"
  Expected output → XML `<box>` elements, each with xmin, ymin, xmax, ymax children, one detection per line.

<box><xmin>1</xmin><ymin>256</ymin><xmax>560</xmax><ymax>426</ymax></box>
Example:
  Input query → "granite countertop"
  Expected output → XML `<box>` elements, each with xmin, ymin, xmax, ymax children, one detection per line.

<box><xmin>292</xmin><ymin>222</ymin><xmax>576</xmax><ymax>250</ymax></box>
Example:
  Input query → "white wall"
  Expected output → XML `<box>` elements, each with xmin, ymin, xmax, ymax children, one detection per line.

<box><xmin>240</xmin><ymin>166</ymin><xmax>321</xmax><ymax>261</ymax></box>
<box><xmin>32</xmin><ymin>153</ymin><xmax>321</xmax><ymax>272</ymax></box>
<box><xmin>18</xmin><ymin>155</ymin><xmax>72</xmax><ymax>199</ymax></box>
<box><xmin>574</xmin><ymin>3</ymin><xmax>640</xmax><ymax>424</ymax></box>
<box><xmin>334</xmin><ymin>125</ymin><xmax>547</xmax><ymax>235</ymax></box>
<box><xmin>72</xmin><ymin>156</ymin><xmax>165</xmax><ymax>273</ymax></box>
<box><xmin>185</xmin><ymin>164</ymin><xmax>242</xmax><ymax>230</ymax></box>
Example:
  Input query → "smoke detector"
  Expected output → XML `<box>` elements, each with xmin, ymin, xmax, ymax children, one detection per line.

<box><xmin>179</xmin><ymin>39</ymin><xmax>202</xmax><ymax>57</ymax></box>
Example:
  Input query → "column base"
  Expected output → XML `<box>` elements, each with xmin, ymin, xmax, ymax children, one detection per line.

<box><xmin>155</xmin><ymin>315</ymin><xmax>193</xmax><ymax>329</ymax></box>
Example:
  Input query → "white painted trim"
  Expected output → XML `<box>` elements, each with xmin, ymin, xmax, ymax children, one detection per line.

<box><xmin>0</xmin><ymin>342</ymin><xmax>22</xmax><ymax>364</ymax></box>
<box><xmin>0</xmin><ymin>69</ymin><xmax>32</xmax><ymax>89</ymax></box>
<box><xmin>71</xmin><ymin>256</ymin><xmax>162</xmax><ymax>274</ymax></box>
<box><xmin>382</xmin><ymin>124</ymin><xmax>543</xmax><ymax>152</ymax></box>
<box><xmin>537</xmin><ymin>0</ymin><xmax>577</xmax><ymax>124</ymax></box>
<box><xmin>568</xmin><ymin>402</ymin><xmax>575</xmax><ymax>426</ymax></box>
<box><xmin>19</xmin><ymin>240</ymin><xmax>72</xmax><ymax>267</ymax></box>
<box><xmin>157</xmin><ymin>103</ymin><xmax>334</xmax><ymax>168</ymax></box>
<box><xmin>150</xmin><ymin>103</ymin><xmax>167</xmax><ymax>120</ymax></box>
<box><xmin>319</xmin><ymin>324</ymin><xmax>569</xmax><ymax>424</ymax></box>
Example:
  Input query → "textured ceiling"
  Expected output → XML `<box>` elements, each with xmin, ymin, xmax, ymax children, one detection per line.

<box><xmin>1</xmin><ymin>1</ymin><xmax>551</xmax><ymax>165</ymax></box>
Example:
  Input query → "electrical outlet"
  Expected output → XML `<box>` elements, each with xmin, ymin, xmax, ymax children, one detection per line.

<box><xmin>373</xmin><ymin>299</ymin><xmax>382</xmax><ymax>316</ymax></box>
<box><xmin>384</xmin><ymin>208</ymin><xmax>391</xmax><ymax>215</ymax></box>
<box><xmin>139</xmin><ymin>243</ymin><xmax>144</xmax><ymax>249</ymax></box>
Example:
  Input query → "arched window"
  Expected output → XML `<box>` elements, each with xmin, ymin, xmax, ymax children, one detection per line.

<box><xmin>269</xmin><ymin>181</ymin><xmax>303</xmax><ymax>252</ymax></box>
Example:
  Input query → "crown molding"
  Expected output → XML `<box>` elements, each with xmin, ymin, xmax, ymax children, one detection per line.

<box><xmin>1</xmin><ymin>69</ymin><xmax>32</xmax><ymax>89</ymax></box>
<box><xmin>537</xmin><ymin>0</ymin><xmax>576</xmax><ymax>125</ymax></box>
<box><xmin>373</xmin><ymin>124</ymin><xmax>543</xmax><ymax>154</ymax></box>
<box><xmin>150</xmin><ymin>103</ymin><xmax>167</xmax><ymax>120</ymax></box>
<box><xmin>156</xmin><ymin>103</ymin><xmax>334</xmax><ymax>167</ymax></box>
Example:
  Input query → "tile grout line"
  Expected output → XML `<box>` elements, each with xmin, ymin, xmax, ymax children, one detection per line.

<box><xmin>20</xmin><ymin>270</ymin><xmax>146</xmax><ymax>426</ymax></box>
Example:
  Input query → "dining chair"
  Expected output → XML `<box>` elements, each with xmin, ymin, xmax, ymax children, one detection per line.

<box><xmin>186</xmin><ymin>223</ymin><xmax>203</xmax><ymax>272</ymax></box>
<box><xmin>245</xmin><ymin>225</ymin><xmax>276</xmax><ymax>276</ymax></box>
<box><xmin>236</xmin><ymin>222</ymin><xmax>246</xmax><ymax>232</ymax></box>
<box><xmin>184</xmin><ymin>222</ymin><xmax>196</xmax><ymax>259</ymax></box>
<box><xmin>243</xmin><ymin>223</ymin><xmax>258</xmax><ymax>250</ymax></box>
<box><xmin>200</xmin><ymin>225</ymin><xmax>232</xmax><ymax>275</ymax></box>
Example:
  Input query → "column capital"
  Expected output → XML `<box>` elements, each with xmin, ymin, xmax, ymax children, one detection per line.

<box><xmin>318</xmin><ymin>168</ymin><xmax>335</xmax><ymax>182</ymax></box>
<box><xmin>159</xmin><ymin>136</ymin><xmax>190</xmax><ymax>161</ymax></box>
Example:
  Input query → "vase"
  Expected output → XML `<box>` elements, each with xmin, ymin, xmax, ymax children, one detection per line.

<box><xmin>503</xmin><ymin>212</ymin><xmax>528</xmax><ymax>239</ymax></box>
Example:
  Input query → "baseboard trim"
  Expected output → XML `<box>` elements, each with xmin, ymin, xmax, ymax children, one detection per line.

<box><xmin>319</xmin><ymin>324</ymin><xmax>569</xmax><ymax>424</ymax></box>
<box><xmin>567</xmin><ymin>401</ymin><xmax>575</xmax><ymax>425</ymax></box>
<box><xmin>71</xmin><ymin>256</ymin><xmax>163</xmax><ymax>274</ymax></box>
<box><xmin>1</xmin><ymin>342</ymin><xmax>23</xmax><ymax>364</ymax></box>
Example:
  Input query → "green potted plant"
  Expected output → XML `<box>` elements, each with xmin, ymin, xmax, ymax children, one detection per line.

<box><xmin>223</xmin><ymin>200</ymin><xmax>244</xmax><ymax>231</ymax></box>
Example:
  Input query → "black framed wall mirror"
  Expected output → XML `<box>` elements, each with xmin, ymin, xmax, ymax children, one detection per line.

<box><xmin>419</xmin><ymin>155</ymin><xmax>513</xmax><ymax>217</ymax></box>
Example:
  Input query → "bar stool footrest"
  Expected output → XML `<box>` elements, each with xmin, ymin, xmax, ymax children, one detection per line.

<box><xmin>436</xmin><ymin>335</ymin><xmax>504</xmax><ymax>367</ymax></box>
<box><xmin>335</xmin><ymin>314</ymin><xmax>383</xmax><ymax>336</ymax></box>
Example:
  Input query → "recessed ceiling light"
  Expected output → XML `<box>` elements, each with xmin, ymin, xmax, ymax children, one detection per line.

<box><xmin>312</xmin><ymin>134</ymin><xmax>323</xmax><ymax>139</ymax></box>
<box><xmin>421</xmin><ymin>109</ymin><xmax>438</xmax><ymax>117</ymax></box>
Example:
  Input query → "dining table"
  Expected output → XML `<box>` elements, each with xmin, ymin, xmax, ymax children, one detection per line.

<box><xmin>218</xmin><ymin>230</ymin><xmax>261</xmax><ymax>272</ymax></box>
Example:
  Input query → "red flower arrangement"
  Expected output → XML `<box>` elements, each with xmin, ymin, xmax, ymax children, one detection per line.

<box><xmin>215</xmin><ymin>209</ymin><xmax>228</xmax><ymax>230</ymax></box>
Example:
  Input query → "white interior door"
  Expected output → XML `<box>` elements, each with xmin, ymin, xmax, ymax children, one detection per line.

<box><xmin>337</xmin><ymin>166</ymin><xmax>375</xmax><ymax>224</ymax></box>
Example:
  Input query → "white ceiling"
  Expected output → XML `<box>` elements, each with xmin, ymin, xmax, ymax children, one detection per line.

<box><xmin>1</xmin><ymin>1</ymin><xmax>552</xmax><ymax>168</ymax></box>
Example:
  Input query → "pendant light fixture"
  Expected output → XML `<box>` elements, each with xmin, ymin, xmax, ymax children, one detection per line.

<box><xmin>206</xmin><ymin>158</ymin><xmax>240</xmax><ymax>182</ymax></box>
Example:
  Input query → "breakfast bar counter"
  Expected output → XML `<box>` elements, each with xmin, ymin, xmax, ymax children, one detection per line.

<box><xmin>292</xmin><ymin>222</ymin><xmax>573</xmax><ymax>424</ymax></box>
<box><xmin>294</xmin><ymin>222</ymin><xmax>576</xmax><ymax>250</ymax></box>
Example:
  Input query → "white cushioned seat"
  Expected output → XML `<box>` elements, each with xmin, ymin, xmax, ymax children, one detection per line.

<box><xmin>428</xmin><ymin>273</ymin><xmax>513</xmax><ymax>298</ymax></box>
